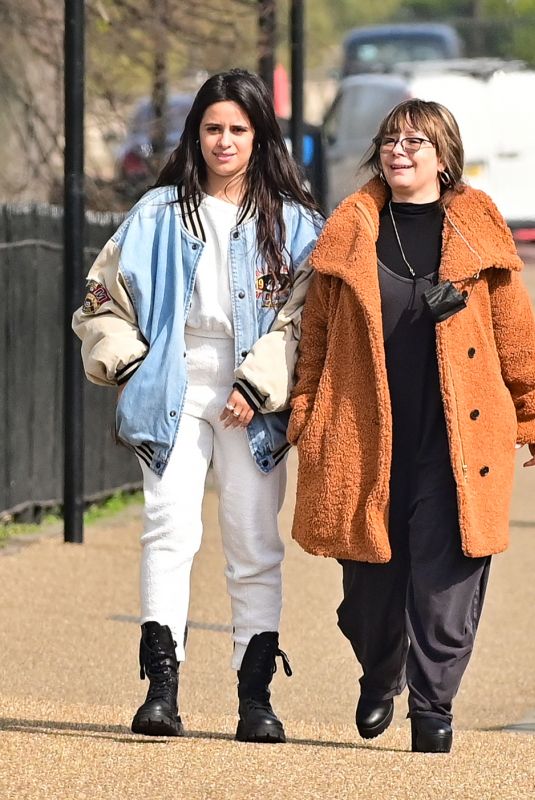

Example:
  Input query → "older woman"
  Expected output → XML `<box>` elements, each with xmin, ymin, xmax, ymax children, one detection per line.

<box><xmin>288</xmin><ymin>99</ymin><xmax>535</xmax><ymax>753</ymax></box>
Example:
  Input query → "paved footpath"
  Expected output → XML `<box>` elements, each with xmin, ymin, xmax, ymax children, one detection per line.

<box><xmin>0</xmin><ymin>445</ymin><xmax>534</xmax><ymax>800</ymax></box>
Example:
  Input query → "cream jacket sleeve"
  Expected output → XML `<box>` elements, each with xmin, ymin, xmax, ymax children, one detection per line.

<box><xmin>72</xmin><ymin>239</ymin><xmax>148</xmax><ymax>387</ymax></box>
<box><xmin>234</xmin><ymin>257</ymin><xmax>313</xmax><ymax>413</ymax></box>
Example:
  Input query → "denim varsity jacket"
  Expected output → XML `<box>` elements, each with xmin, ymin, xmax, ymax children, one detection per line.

<box><xmin>72</xmin><ymin>186</ymin><xmax>323</xmax><ymax>476</ymax></box>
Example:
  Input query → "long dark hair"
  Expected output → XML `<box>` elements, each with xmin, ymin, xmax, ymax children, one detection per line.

<box><xmin>362</xmin><ymin>98</ymin><xmax>465</xmax><ymax>207</ymax></box>
<box><xmin>155</xmin><ymin>68</ymin><xmax>321</xmax><ymax>288</ymax></box>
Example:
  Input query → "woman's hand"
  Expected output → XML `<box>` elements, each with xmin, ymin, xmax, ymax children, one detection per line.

<box><xmin>523</xmin><ymin>443</ymin><xmax>535</xmax><ymax>468</ymax></box>
<box><xmin>220</xmin><ymin>388</ymin><xmax>254</xmax><ymax>429</ymax></box>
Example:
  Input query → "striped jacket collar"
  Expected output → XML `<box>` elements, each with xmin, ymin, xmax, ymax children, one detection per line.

<box><xmin>177</xmin><ymin>185</ymin><xmax>256</xmax><ymax>243</ymax></box>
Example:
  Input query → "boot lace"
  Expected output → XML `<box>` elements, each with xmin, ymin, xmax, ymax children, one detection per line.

<box><xmin>275</xmin><ymin>646</ymin><xmax>293</xmax><ymax>678</ymax></box>
<box><xmin>246</xmin><ymin>640</ymin><xmax>293</xmax><ymax>679</ymax></box>
<box><xmin>139</xmin><ymin>639</ymin><xmax>177</xmax><ymax>682</ymax></box>
<box><xmin>140</xmin><ymin>639</ymin><xmax>178</xmax><ymax>703</ymax></box>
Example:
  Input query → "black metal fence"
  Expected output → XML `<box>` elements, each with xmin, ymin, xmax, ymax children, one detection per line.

<box><xmin>0</xmin><ymin>203</ymin><xmax>141</xmax><ymax>521</ymax></box>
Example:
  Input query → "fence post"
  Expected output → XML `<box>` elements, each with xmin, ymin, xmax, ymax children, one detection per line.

<box><xmin>63</xmin><ymin>0</ymin><xmax>85</xmax><ymax>543</ymax></box>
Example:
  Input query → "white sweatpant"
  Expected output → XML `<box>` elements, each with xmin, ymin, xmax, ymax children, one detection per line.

<box><xmin>138</xmin><ymin>333</ymin><xmax>286</xmax><ymax>669</ymax></box>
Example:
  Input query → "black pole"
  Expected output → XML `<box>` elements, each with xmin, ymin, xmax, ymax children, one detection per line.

<box><xmin>258</xmin><ymin>0</ymin><xmax>276</xmax><ymax>94</ymax></box>
<box><xmin>290</xmin><ymin>0</ymin><xmax>304</xmax><ymax>166</ymax></box>
<box><xmin>63</xmin><ymin>0</ymin><xmax>85</xmax><ymax>543</ymax></box>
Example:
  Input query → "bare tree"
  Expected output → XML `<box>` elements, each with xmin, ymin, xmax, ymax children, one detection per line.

<box><xmin>0</xmin><ymin>0</ymin><xmax>258</xmax><ymax>207</ymax></box>
<box><xmin>0</xmin><ymin>1</ymin><xmax>63</xmax><ymax>196</ymax></box>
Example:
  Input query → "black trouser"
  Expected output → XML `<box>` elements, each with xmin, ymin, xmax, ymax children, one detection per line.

<box><xmin>337</xmin><ymin>458</ymin><xmax>491</xmax><ymax>722</ymax></box>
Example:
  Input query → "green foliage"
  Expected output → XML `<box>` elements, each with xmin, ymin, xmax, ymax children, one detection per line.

<box><xmin>84</xmin><ymin>0</ymin><xmax>535</xmax><ymax>93</ymax></box>
<box><xmin>86</xmin><ymin>0</ymin><xmax>258</xmax><ymax>99</ymax></box>
<box><xmin>84</xmin><ymin>491</ymin><xmax>143</xmax><ymax>523</ymax></box>
<box><xmin>0</xmin><ymin>513</ymin><xmax>59</xmax><ymax>547</ymax></box>
<box><xmin>0</xmin><ymin>492</ymin><xmax>143</xmax><ymax>548</ymax></box>
<box><xmin>400</xmin><ymin>1</ymin><xmax>473</xmax><ymax>19</ymax></box>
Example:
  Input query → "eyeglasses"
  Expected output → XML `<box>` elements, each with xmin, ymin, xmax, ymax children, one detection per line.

<box><xmin>379</xmin><ymin>136</ymin><xmax>435</xmax><ymax>153</ymax></box>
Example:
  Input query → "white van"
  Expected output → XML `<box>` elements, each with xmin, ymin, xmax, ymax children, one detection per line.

<box><xmin>483</xmin><ymin>69</ymin><xmax>535</xmax><ymax>227</ymax></box>
<box><xmin>323</xmin><ymin>61</ymin><xmax>535</xmax><ymax>230</ymax></box>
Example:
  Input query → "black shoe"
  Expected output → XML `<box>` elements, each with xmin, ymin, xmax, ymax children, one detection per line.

<box><xmin>411</xmin><ymin>717</ymin><xmax>452</xmax><ymax>753</ymax></box>
<box><xmin>356</xmin><ymin>697</ymin><xmax>394</xmax><ymax>739</ymax></box>
<box><xmin>235</xmin><ymin>632</ymin><xmax>292</xmax><ymax>743</ymax></box>
<box><xmin>131</xmin><ymin>621</ymin><xmax>184</xmax><ymax>737</ymax></box>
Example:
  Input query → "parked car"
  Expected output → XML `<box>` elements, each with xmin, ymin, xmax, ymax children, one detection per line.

<box><xmin>342</xmin><ymin>23</ymin><xmax>463</xmax><ymax>77</ymax></box>
<box><xmin>323</xmin><ymin>60</ymin><xmax>535</xmax><ymax>232</ymax></box>
<box><xmin>115</xmin><ymin>94</ymin><xmax>195</xmax><ymax>201</ymax></box>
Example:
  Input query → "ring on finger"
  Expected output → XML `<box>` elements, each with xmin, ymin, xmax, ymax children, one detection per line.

<box><xmin>233</xmin><ymin>410</ymin><xmax>241</xmax><ymax>417</ymax></box>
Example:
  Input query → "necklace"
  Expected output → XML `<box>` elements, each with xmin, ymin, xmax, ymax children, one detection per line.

<box><xmin>388</xmin><ymin>201</ymin><xmax>416</xmax><ymax>279</ymax></box>
<box><xmin>388</xmin><ymin>201</ymin><xmax>484</xmax><ymax>282</ymax></box>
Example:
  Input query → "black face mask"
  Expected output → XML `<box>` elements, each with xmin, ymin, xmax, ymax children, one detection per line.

<box><xmin>422</xmin><ymin>280</ymin><xmax>467</xmax><ymax>323</ymax></box>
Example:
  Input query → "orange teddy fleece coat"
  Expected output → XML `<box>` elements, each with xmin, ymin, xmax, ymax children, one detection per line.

<box><xmin>288</xmin><ymin>177</ymin><xmax>535</xmax><ymax>562</ymax></box>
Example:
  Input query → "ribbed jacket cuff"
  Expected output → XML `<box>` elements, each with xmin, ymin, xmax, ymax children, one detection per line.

<box><xmin>115</xmin><ymin>356</ymin><xmax>144</xmax><ymax>385</ymax></box>
<box><xmin>233</xmin><ymin>379</ymin><xmax>267</xmax><ymax>411</ymax></box>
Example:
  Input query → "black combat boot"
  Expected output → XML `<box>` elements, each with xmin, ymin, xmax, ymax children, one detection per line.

<box><xmin>235</xmin><ymin>631</ymin><xmax>292</xmax><ymax>743</ymax></box>
<box><xmin>131</xmin><ymin>621</ymin><xmax>184</xmax><ymax>736</ymax></box>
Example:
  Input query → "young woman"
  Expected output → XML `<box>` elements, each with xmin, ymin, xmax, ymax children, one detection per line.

<box><xmin>288</xmin><ymin>99</ymin><xmax>535</xmax><ymax>753</ymax></box>
<box><xmin>73</xmin><ymin>69</ymin><xmax>322</xmax><ymax>742</ymax></box>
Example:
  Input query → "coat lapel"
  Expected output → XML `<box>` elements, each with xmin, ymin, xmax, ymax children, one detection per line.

<box><xmin>312</xmin><ymin>177</ymin><xmax>523</xmax><ymax>289</ymax></box>
<box><xmin>310</xmin><ymin>179</ymin><xmax>385</xmax><ymax>308</ymax></box>
<box><xmin>439</xmin><ymin>189</ymin><xmax>523</xmax><ymax>282</ymax></box>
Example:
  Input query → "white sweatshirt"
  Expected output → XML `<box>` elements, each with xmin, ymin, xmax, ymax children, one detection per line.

<box><xmin>185</xmin><ymin>194</ymin><xmax>238</xmax><ymax>338</ymax></box>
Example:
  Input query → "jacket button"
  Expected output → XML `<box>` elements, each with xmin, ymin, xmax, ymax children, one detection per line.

<box><xmin>192</xmin><ymin>243</ymin><xmax>199</xmax><ymax>250</ymax></box>
<box><xmin>468</xmin><ymin>347</ymin><xmax>476</xmax><ymax>358</ymax></box>
<box><xmin>262</xmin><ymin>459</ymin><xmax>269</xmax><ymax>467</ymax></box>
<box><xmin>232</xmin><ymin>231</ymin><xmax>239</xmax><ymax>239</ymax></box>
<box><xmin>480</xmin><ymin>466</ymin><xmax>490</xmax><ymax>476</ymax></box>
<box><xmin>238</xmin><ymin>290</ymin><xmax>245</xmax><ymax>299</ymax></box>
<box><xmin>470</xmin><ymin>409</ymin><xmax>480</xmax><ymax>420</ymax></box>
<box><xmin>241</xmin><ymin>350</ymin><xmax>248</xmax><ymax>358</ymax></box>
<box><xmin>170</xmin><ymin>410</ymin><xmax>177</xmax><ymax>417</ymax></box>
<box><xmin>462</xmin><ymin>290</ymin><xmax>468</xmax><ymax>299</ymax></box>
<box><xmin>155</xmin><ymin>461</ymin><xmax>162</xmax><ymax>469</ymax></box>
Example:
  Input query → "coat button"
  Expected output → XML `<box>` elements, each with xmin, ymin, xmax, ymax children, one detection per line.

<box><xmin>480</xmin><ymin>466</ymin><xmax>490</xmax><ymax>476</ymax></box>
<box><xmin>262</xmin><ymin>459</ymin><xmax>269</xmax><ymax>467</ymax></box>
<box><xmin>468</xmin><ymin>347</ymin><xmax>476</xmax><ymax>358</ymax></box>
<box><xmin>470</xmin><ymin>409</ymin><xmax>480</xmax><ymax>420</ymax></box>
<box><xmin>238</xmin><ymin>290</ymin><xmax>245</xmax><ymax>299</ymax></box>
<box><xmin>462</xmin><ymin>290</ymin><xmax>468</xmax><ymax>299</ymax></box>
<box><xmin>170</xmin><ymin>410</ymin><xmax>177</xmax><ymax>417</ymax></box>
<box><xmin>241</xmin><ymin>350</ymin><xmax>248</xmax><ymax>358</ymax></box>
<box><xmin>155</xmin><ymin>461</ymin><xmax>162</xmax><ymax>469</ymax></box>
<box><xmin>192</xmin><ymin>243</ymin><xmax>199</xmax><ymax>250</ymax></box>
<box><xmin>232</xmin><ymin>231</ymin><xmax>239</xmax><ymax>239</ymax></box>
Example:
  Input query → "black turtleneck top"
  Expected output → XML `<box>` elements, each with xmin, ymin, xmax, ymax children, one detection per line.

<box><xmin>376</xmin><ymin>200</ymin><xmax>450</xmax><ymax>473</ymax></box>
<box><xmin>377</xmin><ymin>200</ymin><xmax>444</xmax><ymax>278</ymax></box>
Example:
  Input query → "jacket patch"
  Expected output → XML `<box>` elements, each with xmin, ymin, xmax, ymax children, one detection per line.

<box><xmin>256</xmin><ymin>268</ymin><xmax>290</xmax><ymax>309</ymax></box>
<box><xmin>82</xmin><ymin>280</ymin><xmax>112</xmax><ymax>314</ymax></box>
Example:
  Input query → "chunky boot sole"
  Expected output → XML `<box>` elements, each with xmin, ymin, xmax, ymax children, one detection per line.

<box><xmin>235</xmin><ymin>718</ymin><xmax>286</xmax><ymax>743</ymax></box>
<box><xmin>356</xmin><ymin>702</ymin><xmax>394</xmax><ymax>740</ymax></box>
<box><xmin>131</xmin><ymin>709</ymin><xmax>184</xmax><ymax>737</ymax></box>
<box><xmin>411</xmin><ymin>724</ymin><xmax>452</xmax><ymax>753</ymax></box>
